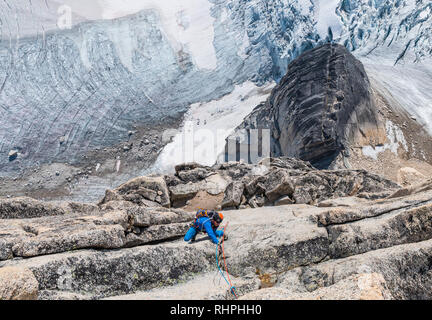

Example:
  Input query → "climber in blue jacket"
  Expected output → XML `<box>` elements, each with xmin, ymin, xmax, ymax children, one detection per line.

<box><xmin>184</xmin><ymin>210</ymin><xmax>226</xmax><ymax>244</ymax></box>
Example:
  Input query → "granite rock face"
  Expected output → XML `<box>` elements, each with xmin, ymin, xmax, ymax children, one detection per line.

<box><xmin>0</xmin><ymin>203</ymin><xmax>194</xmax><ymax>260</ymax></box>
<box><xmin>2</xmin><ymin>161</ymin><xmax>432</xmax><ymax>300</ymax></box>
<box><xmin>0</xmin><ymin>157</ymin><xmax>399</xmax><ymax>262</ymax></box>
<box><xmin>2</xmin><ymin>244</ymin><xmax>215</xmax><ymax>298</ymax></box>
<box><xmin>228</xmin><ymin>44</ymin><xmax>386</xmax><ymax>169</ymax></box>
<box><xmin>2</xmin><ymin>184</ymin><xmax>432</xmax><ymax>300</ymax></box>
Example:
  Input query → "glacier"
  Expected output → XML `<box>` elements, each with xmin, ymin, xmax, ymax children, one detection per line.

<box><xmin>0</xmin><ymin>0</ymin><xmax>431</xmax><ymax>182</ymax></box>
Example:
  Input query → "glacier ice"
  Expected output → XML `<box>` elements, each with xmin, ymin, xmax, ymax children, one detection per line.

<box><xmin>0</xmin><ymin>0</ymin><xmax>431</xmax><ymax>177</ymax></box>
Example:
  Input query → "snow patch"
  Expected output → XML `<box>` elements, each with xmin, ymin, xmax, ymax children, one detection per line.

<box><xmin>362</xmin><ymin>121</ymin><xmax>408</xmax><ymax>160</ymax></box>
<box><xmin>313</xmin><ymin>0</ymin><xmax>342</xmax><ymax>38</ymax></box>
<box><xmin>364</xmin><ymin>62</ymin><xmax>432</xmax><ymax>135</ymax></box>
<box><xmin>151</xmin><ymin>81</ymin><xmax>275</xmax><ymax>174</ymax></box>
<box><xmin>419</xmin><ymin>6</ymin><xmax>430</xmax><ymax>20</ymax></box>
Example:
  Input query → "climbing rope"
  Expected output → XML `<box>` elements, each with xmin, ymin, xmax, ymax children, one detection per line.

<box><xmin>215</xmin><ymin>224</ymin><xmax>238</xmax><ymax>299</ymax></box>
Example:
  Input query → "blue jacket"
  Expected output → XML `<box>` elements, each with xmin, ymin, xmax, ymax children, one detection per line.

<box><xmin>194</xmin><ymin>217</ymin><xmax>219</xmax><ymax>244</ymax></box>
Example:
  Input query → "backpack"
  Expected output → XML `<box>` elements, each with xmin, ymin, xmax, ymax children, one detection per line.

<box><xmin>193</xmin><ymin>209</ymin><xmax>216</xmax><ymax>230</ymax></box>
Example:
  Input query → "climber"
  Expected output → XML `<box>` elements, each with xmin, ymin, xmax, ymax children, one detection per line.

<box><xmin>184</xmin><ymin>209</ymin><xmax>226</xmax><ymax>244</ymax></box>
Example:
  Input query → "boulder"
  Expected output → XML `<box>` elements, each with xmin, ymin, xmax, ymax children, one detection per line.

<box><xmin>0</xmin><ymin>205</ymin><xmax>195</xmax><ymax>260</ymax></box>
<box><xmin>397</xmin><ymin>167</ymin><xmax>427</xmax><ymax>187</ymax></box>
<box><xmin>290</xmin><ymin>238</ymin><xmax>432</xmax><ymax>300</ymax></box>
<box><xmin>177</xmin><ymin>167</ymin><xmax>213</xmax><ymax>183</ymax></box>
<box><xmin>244</xmin><ymin>176</ymin><xmax>267</xmax><ymax>197</ymax></box>
<box><xmin>100</xmin><ymin>176</ymin><xmax>170</xmax><ymax>208</ymax></box>
<box><xmin>169</xmin><ymin>182</ymin><xmax>201</xmax><ymax>202</ymax></box>
<box><xmin>204</xmin><ymin>174</ymin><xmax>230</xmax><ymax>195</ymax></box>
<box><xmin>169</xmin><ymin>173</ymin><xmax>230</xmax><ymax>207</ymax></box>
<box><xmin>175</xmin><ymin>163</ymin><xmax>209</xmax><ymax>174</ymax></box>
<box><xmin>8</xmin><ymin>150</ymin><xmax>18</xmax><ymax>161</ymax></box>
<box><xmin>292</xmin><ymin>188</ymin><xmax>313</xmax><ymax>204</ymax></box>
<box><xmin>262</xmin><ymin>157</ymin><xmax>315</xmax><ymax>171</ymax></box>
<box><xmin>263</xmin><ymin>169</ymin><xmax>294</xmax><ymax>202</ymax></box>
<box><xmin>0</xmin><ymin>240</ymin><xmax>13</xmax><ymax>261</ymax></box>
<box><xmin>0</xmin><ymin>267</ymin><xmax>39</xmax><ymax>300</ymax></box>
<box><xmin>317</xmin><ymin>190</ymin><xmax>432</xmax><ymax>226</ymax></box>
<box><xmin>95</xmin><ymin>158</ymin><xmax>400</xmax><ymax>211</ymax></box>
<box><xmin>222</xmin><ymin>181</ymin><xmax>245</xmax><ymax>209</ymax></box>
<box><xmin>182</xmin><ymin>190</ymin><xmax>225</xmax><ymax>212</ymax></box>
<box><xmin>248</xmin><ymin>195</ymin><xmax>266</xmax><ymax>208</ymax></box>
<box><xmin>135</xmin><ymin>188</ymin><xmax>158</xmax><ymax>202</ymax></box>
<box><xmin>11</xmin><ymin>224</ymin><xmax>126</xmax><ymax>258</ymax></box>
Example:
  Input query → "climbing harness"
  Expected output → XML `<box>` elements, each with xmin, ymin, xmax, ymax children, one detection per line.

<box><xmin>215</xmin><ymin>223</ymin><xmax>238</xmax><ymax>299</ymax></box>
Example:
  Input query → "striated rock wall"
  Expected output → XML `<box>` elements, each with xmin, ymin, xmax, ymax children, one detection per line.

<box><xmin>227</xmin><ymin>44</ymin><xmax>387</xmax><ymax>169</ymax></box>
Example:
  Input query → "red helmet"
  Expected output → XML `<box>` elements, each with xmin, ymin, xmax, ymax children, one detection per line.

<box><xmin>213</xmin><ymin>212</ymin><xmax>224</xmax><ymax>223</ymax></box>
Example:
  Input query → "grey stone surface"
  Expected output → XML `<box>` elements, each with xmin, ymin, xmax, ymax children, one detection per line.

<box><xmin>105</xmin><ymin>273</ymin><xmax>260</xmax><ymax>301</ymax></box>
<box><xmin>240</xmin><ymin>273</ymin><xmax>394</xmax><ymax>300</ymax></box>
<box><xmin>0</xmin><ymin>197</ymin><xmax>99</xmax><ymax>219</ymax></box>
<box><xmin>125</xmin><ymin>222</ymin><xmax>192</xmax><ymax>247</ymax></box>
<box><xmin>1</xmin><ymin>242</ymin><xmax>215</xmax><ymax>297</ymax></box>
<box><xmin>327</xmin><ymin>203</ymin><xmax>432</xmax><ymax>259</ymax></box>
<box><xmin>221</xmin><ymin>206</ymin><xmax>329</xmax><ymax>277</ymax></box>
<box><xmin>3</xmin><ymin>158</ymin><xmax>432</xmax><ymax>300</ymax></box>
<box><xmin>317</xmin><ymin>190</ymin><xmax>432</xmax><ymax>226</ymax></box>
<box><xmin>2</xmin><ymin>184</ymin><xmax>432</xmax><ymax>299</ymax></box>
<box><xmin>0</xmin><ymin>203</ymin><xmax>195</xmax><ymax>260</ymax></box>
<box><xmin>287</xmin><ymin>238</ymin><xmax>432</xmax><ymax>300</ymax></box>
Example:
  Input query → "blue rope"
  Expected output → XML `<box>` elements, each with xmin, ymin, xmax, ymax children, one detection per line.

<box><xmin>215</xmin><ymin>241</ymin><xmax>230</xmax><ymax>287</ymax></box>
<box><xmin>215</xmin><ymin>237</ymin><xmax>238</xmax><ymax>298</ymax></box>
